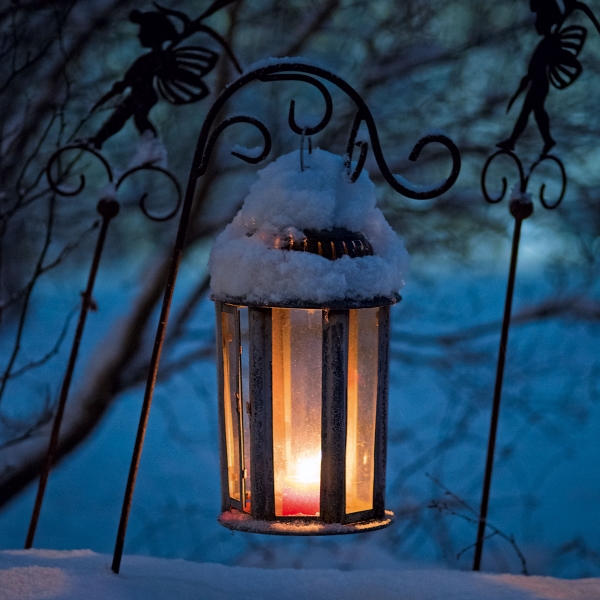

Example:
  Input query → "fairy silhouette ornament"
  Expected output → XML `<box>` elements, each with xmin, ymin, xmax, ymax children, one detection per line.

<box><xmin>90</xmin><ymin>1</ymin><xmax>241</xmax><ymax>149</ymax></box>
<box><xmin>497</xmin><ymin>0</ymin><xmax>599</xmax><ymax>155</ymax></box>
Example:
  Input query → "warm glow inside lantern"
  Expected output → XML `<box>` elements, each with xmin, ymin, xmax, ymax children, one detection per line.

<box><xmin>216</xmin><ymin>298</ymin><xmax>394</xmax><ymax>534</ymax></box>
<box><xmin>210</xmin><ymin>149</ymin><xmax>407</xmax><ymax>534</ymax></box>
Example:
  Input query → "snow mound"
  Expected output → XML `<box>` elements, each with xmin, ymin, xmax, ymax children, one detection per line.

<box><xmin>2</xmin><ymin>550</ymin><xmax>600</xmax><ymax>600</ymax></box>
<box><xmin>209</xmin><ymin>148</ymin><xmax>409</xmax><ymax>305</ymax></box>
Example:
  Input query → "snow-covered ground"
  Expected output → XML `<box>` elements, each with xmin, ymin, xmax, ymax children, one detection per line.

<box><xmin>1</xmin><ymin>549</ymin><xmax>599</xmax><ymax>600</ymax></box>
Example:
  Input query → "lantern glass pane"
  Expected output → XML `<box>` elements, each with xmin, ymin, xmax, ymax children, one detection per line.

<box><xmin>221</xmin><ymin>310</ymin><xmax>242</xmax><ymax>502</ymax></box>
<box><xmin>239</xmin><ymin>307</ymin><xmax>251</xmax><ymax>511</ymax></box>
<box><xmin>345</xmin><ymin>308</ymin><xmax>379</xmax><ymax>514</ymax></box>
<box><xmin>272</xmin><ymin>308</ymin><xmax>322</xmax><ymax>517</ymax></box>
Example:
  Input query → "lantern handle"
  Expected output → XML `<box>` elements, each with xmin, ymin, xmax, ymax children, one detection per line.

<box><xmin>299</xmin><ymin>128</ymin><xmax>313</xmax><ymax>172</ymax></box>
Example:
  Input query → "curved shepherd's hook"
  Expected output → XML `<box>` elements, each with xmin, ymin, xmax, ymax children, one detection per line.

<box><xmin>111</xmin><ymin>61</ymin><xmax>462</xmax><ymax>574</ymax></box>
<box><xmin>191</xmin><ymin>63</ymin><xmax>461</xmax><ymax>194</ymax></box>
<box><xmin>25</xmin><ymin>145</ymin><xmax>181</xmax><ymax>551</ymax></box>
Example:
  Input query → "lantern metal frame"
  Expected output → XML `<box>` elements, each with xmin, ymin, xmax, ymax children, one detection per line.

<box><xmin>215</xmin><ymin>296</ymin><xmax>396</xmax><ymax>535</ymax></box>
<box><xmin>111</xmin><ymin>59</ymin><xmax>461</xmax><ymax>572</ymax></box>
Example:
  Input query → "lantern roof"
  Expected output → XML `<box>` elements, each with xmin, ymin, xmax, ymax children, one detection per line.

<box><xmin>209</xmin><ymin>148</ymin><xmax>409</xmax><ymax>307</ymax></box>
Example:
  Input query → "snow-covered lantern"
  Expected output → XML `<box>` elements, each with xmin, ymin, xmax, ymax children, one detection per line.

<box><xmin>210</xmin><ymin>149</ymin><xmax>408</xmax><ymax>534</ymax></box>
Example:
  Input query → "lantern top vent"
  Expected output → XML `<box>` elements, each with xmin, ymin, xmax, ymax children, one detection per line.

<box><xmin>209</xmin><ymin>148</ymin><xmax>409</xmax><ymax>307</ymax></box>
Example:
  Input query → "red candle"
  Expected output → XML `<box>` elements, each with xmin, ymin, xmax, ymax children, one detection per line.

<box><xmin>281</xmin><ymin>454</ymin><xmax>321</xmax><ymax>516</ymax></box>
<box><xmin>282</xmin><ymin>479</ymin><xmax>320</xmax><ymax>516</ymax></box>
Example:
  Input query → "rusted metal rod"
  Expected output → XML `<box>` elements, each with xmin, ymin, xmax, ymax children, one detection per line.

<box><xmin>111</xmin><ymin>204</ymin><xmax>191</xmax><ymax>574</ymax></box>
<box><xmin>474</xmin><ymin>148</ymin><xmax>564</xmax><ymax>569</ymax></box>
<box><xmin>473</xmin><ymin>199</ymin><xmax>531</xmax><ymax>571</ymax></box>
<box><xmin>25</xmin><ymin>198</ymin><xmax>119</xmax><ymax>549</ymax></box>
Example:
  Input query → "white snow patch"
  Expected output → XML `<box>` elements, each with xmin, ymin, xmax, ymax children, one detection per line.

<box><xmin>209</xmin><ymin>148</ymin><xmax>409</xmax><ymax>305</ymax></box>
<box><xmin>510</xmin><ymin>184</ymin><xmax>533</xmax><ymax>205</ymax></box>
<box><xmin>127</xmin><ymin>131</ymin><xmax>168</xmax><ymax>170</ymax></box>
<box><xmin>99</xmin><ymin>182</ymin><xmax>116</xmax><ymax>201</ymax></box>
<box><xmin>231</xmin><ymin>144</ymin><xmax>265</xmax><ymax>159</ymax></box>
<box><xmin>1</xmin><ymin>550</ymin><xmax>600</xmax><ymax>600</ymax></box>
<box><xmin>354</xmin><ymin>126</ymin><xmax>370</xmax><ymax>144</ymax></box>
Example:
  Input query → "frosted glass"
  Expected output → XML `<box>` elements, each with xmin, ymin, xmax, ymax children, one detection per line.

<box><xmin>272</xmin><ymin>309</ymin><xmax>322</xmax><ymax>517</ymax></box>
<box><xmin>346</xmin><ymin>308</ymin><xmax>378</xmax><ymax>514</ymax></box>
<box><xmin>221</xmin><ymin>310</ymin><xmax>241</xmax><ymax>502</ymax></box>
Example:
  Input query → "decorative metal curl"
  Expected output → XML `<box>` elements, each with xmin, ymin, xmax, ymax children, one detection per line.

<box><xmin>112</xmin><ymin>60</ymin><xmax>462</xmax><ymax>575</ymax></box>
<box><xmin>46</xmin><ymin>144</ymin><xmax>113</xmax><ymax>197</ymax></box>
<box><xmin>192</xmin><ymin>62</ymin><xmax>461</xmax><ymax>199</ymax></box>
<box><xmin>264</xmin><ymin>73</ymin><xmax>333</xmax><ymax>135</ymax></box>
<box><xmin>116</xmin><ymin>165</ymin><xmax>182</xmax><ymax>222</ymax></box>
<box><xmin>201</xmin><ymin>116</ymin><xmax>271</xmax><ymax>168</ymax></box>
<box><xmin>46</xmin><ymin>143</ymin><xmax>182</xmax><ymax>219</ymax></box>
<box><xmin>481</xmin><ymin>148</ymin><xmax>566</xmax><ymax>209</ymax></box>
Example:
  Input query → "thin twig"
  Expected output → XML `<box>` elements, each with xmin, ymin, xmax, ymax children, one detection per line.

<box><xmin>0</xmin><ymin>195</ymin><xmax>56</xmax><ymax>405</ymax></box>
<box><xmin>7</xmin><ymin>304</ymin><xmax>78</xmax><ymax>380</ymax></box>
<box><xmin>426</xmin><ymin>474</ymin><xmax>529</xmax><ymax>574</ymax></box>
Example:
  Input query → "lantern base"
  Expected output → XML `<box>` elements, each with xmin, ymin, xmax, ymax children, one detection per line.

<box><xmin>218</xmin><ymin>509</ymin><xmax>394</xmax><ymax>535</ymax></box>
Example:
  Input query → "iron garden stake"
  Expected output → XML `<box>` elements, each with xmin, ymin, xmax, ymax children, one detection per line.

<box><xmin>472</xmin><ymin>0</ymin><xmax>599</xmax><ymax>570</ymax></box>
<box><xmin>25</xmin><ymin>145</ymin><xmax>181</xmax><ymax>550</ymax></box>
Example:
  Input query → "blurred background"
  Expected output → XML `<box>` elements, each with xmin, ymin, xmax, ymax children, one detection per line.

<box><xmin>1</xmin><ymin>0</ymin><xmax>599</xmax><ymax>577</ymax></box>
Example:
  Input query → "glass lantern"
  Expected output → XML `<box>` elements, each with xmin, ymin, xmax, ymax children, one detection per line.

<box><xmin>214</xmin><ymin>229</ymin><xmax>396</xmax><ymax>534</ymax></box>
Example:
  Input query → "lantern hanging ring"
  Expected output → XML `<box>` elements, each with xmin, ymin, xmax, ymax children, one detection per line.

<box><xmin>299</xmin><ymin>128</ymin><xmax>313</xmax><ymax>172</ymax></box>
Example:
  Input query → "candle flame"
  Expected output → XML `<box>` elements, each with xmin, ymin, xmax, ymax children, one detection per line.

<box><xmin>292</xmin><ymin>453</ymin><xmax>321</xmax><ymax>485</ymax></box>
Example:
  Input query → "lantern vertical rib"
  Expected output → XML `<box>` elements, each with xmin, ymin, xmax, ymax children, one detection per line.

<box><xmin>248</xmin><ymin>307</ymin><xmax>276</xmax><ymax>521</ymax></box>
<box><xmin>473</xmin><ymin>149</ymin><xmax>566</xmax><ymax>571</ymax></box>
<box><xmin>320</xmin><ymin>309</ymin><xmax>349</xmax><ymax>524</ymax></box>
<box><xmin>373</xmin><ymin>305</ymin><xmax>391</xmax><ymax>520</ymax></box>
<box><xmin>111</xmin><ymin>60</ymin><xmax>461</xmax><ymax>574</ymax></box>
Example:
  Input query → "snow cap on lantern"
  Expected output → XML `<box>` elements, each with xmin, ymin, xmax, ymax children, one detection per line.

<box><xmin>211</xmin><ymin>147</ymin><xmax>401</xmax><ymax>535</ymax></box>
<box><xmin>209</xmin><ymin>148</ymin><xmax>409</xmax><ymax>305</ymax></box>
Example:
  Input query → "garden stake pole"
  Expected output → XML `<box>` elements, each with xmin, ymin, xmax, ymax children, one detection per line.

<box><xmin>27</xmin><ymin>142</ymin><xmax>180</xmax><ymax>555</ymax></box>
<box><xmin>25</xmin><ymin>198</ymin><xmax>120</xmax><ymax>549</ymax></box>
<box><xmin>111</xmin><ymin>175</ymin><xmax>197</xmax><ymax>574</ymax></box>
<box><xmin>474</xmin><ymin>148</ymin><xmax>565</xmax><ymax>570</ymax></box>
<box><xmin>110</xmin><ymin>61</ymin><xmax>461</xmax><ymax>575</ymax></box>
<box><xmin>472</xmin><ymin>200</ymin><xmax>530</xmax><ymax>571</ymax></box>
<box><xmin>475</xmin><ymin>0</ymin><xmax>589</xmax><ymax>563</ymax></box>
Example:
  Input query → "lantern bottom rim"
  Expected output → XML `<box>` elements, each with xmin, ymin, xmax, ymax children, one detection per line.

<box><xmin>218</xmin><ymin>509</ymin><xmax>394</xmax><ymax>536</ymax></box>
